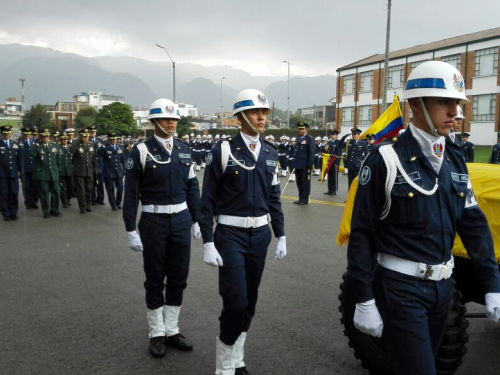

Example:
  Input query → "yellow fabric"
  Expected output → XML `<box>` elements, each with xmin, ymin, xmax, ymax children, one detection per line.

<box><xmin>321</xmin><ymin>154</ymin><xmax>330</xmax><ymax>184</ymax></box>
<box><xmin>336</xmin><ymin>163</ymin><xmax>500</xmax><ymax>264</ymax></box>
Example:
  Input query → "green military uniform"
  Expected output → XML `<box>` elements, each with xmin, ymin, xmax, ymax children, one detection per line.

<box><xmin>69</xmin><ymin>129</ymin><xmax>96</xmax><ymax>213</ymax></box>
<box><xmin>59</xmin><ymin>135</ymin><xmax>74</xmax><ymax>208</ymax></box>
<box><xmin>30</xmin><ymin>131</ymin><xmax>61</xmax><ymax>218</ymax></box>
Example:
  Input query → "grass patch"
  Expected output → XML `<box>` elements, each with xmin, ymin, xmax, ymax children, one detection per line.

<box><xmin>474</xmin><ymin>146</ymin><xmax>493</xmax><ymax>163</ymax></box>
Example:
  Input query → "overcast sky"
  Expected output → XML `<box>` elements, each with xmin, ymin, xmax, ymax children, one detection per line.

<box><xmin>2</xmin><ymin>0</ymin><xmax>499</xmax><ymax>77</ymax></box>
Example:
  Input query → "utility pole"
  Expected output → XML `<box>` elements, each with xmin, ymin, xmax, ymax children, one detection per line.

<box><xmin>156</xmin><ymin>43</ymin><xmax>176</xmax><ymax>102</ymax></box>
<box><xmin>220</xmin><ymin>77</ymin><xmax>225</xmax><ymax>128</ymax></box>
<box><xmin>283</xmin><ymin>60</ymin><xmax>290</xmax><ymax>128</ymax></box>
<box><xmin>382</xmin><ymin>0</ymin><xmax>392</xmax><ymax>110</ymax></box>
<box><xmin>19</xmin><ymin>78</ymin><xmax>26</xmax><ymax>112</ymax></box>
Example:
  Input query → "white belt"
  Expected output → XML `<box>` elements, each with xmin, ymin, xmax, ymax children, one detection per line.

<box><xmin>377</xmin><ymin>253</ymin><xmax>454</xmax><ymax>281</ymax></box>
<box><xmin>142</xmin><ymin>202</ymin><xmax>187</xmax><ymax>214</ymax></box>
<box><xmin>217</xmin><ymin>214</ymin><xmax>269</xmax><ymax>228</ymax></box>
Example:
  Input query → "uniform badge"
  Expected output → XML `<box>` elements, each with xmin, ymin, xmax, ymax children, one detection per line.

<box><xmin>13</xmin><ymin>144</ymin><xmax>18</xmax><ymax>149</ymax></box>
<box><xmin>301</xmin><ymin>140</ymin><xmax>306</xmax><ymax>144</ymax></box>
<box><xmin>453</xmin><ymin>74</ymin><xmax>465</xmax><ymax>93</ymax></box>
<box><xmin>118</xmin><ymin>149</ymin><xmax>122</xmax><ymax>154</ymax></box>
<box><xmin>126</xmin><ymin>158</ymin><xmax>134</xmax><ymax>169</ymax></box>
<box><xmin>248</xmin><ymin>143</ymin><xmax>256</xmax><ymax>151</ymax></box>
<box><xmin>359</xmin><ymin>166</ymin><xmax>371</xmax><ymax>185</ymax></box>
<box><xmin>257</xmin><ymin>94</ymin><xmax>268</xmax><ymax>105</ymax></box>
<box><xmin>206</xmin><ymin>152</ymin><xmax>213</xmax><ymax>166</ymax></box>
<box><xmin>166</xmin><ymin>105</ymin><xmax>175</xmax><ymax>114</ymax></box>
<box><xmin>432</xmin><ymin>143</ymin><xmax>443</xmax><ymax>158</ymax></box>
<box><xmin>52</xmin><ymin>148</ymin><xmax>57</xmax><ymax>153</ymax></box>
<box><xmin>79</xmin><ymin>148</ymin><xmax>84</xmax><ymax>153</ymax></box>
<box><xmin>165</xmin><ymin>143</ymin><xmax>172</xmax><ymax>151</ymax></box>
<box><xmin>89</xmin><ymin>147</ymin><xmax>94</xmax><ymax>152</ymax></box>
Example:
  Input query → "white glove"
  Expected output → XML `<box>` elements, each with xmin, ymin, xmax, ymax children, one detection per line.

<box><xmin>192</xmin><ymin>222</ymin><xmax>201</xmax><ymax>240</ymax></box>
<box><xmin>203</xmin><ymin>242</ymin><xmax>223</xmax><ymax>267</ymax></box>
<box><xmin>485</xmin><ymin>293</ymin><xmax>500</xmax><ymax>323</ymax></box>
<box><xmin>127</xmin><ymin>230</ymin><xmax>143</xmax><ymax>252</ymax></box>
<box><xmin>275</xmin><ymin>236</ymin><xmax>287</xmax><ymax>260</ymax></box>
<box><xmin>353</xmin><ymin>299</ymin><xmax>384</xmax><ymax>337</ymax></box>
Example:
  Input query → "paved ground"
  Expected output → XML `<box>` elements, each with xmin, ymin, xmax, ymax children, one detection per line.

<box><xmin>1</xmin><ymin>171</ymin><xmax>499</xmax><ymax>374</ymax></box>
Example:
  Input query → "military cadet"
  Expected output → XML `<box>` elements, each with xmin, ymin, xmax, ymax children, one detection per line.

<box><xmin>0</xmin><ymin>125</ymin><xmax>23</xmax><ymax>221</ymax></box>
<box><xmin>58</xmin><ymin>134</ymin><xmax>73</xmax><ymax>208</ymax></box>
<box><xmin>365</xmin><ymin>134</ymin><xmax>375</xmax><ymax>151</ymax></box>
<box><xmin>30</xmin><ymin>129</ymin><xmax>61</xmax><ymax>218</ymax></box>
<box><xmin>324</xmin><ymin>130</ymin><xmax>341</xmax><ymax>195</ymax></box>
<box><xmin>489</xmin><ymin>134</ymin><xmax>500</xmax><ymax>164</ymax></box>
<box><xmin>123</xmin><ymin>98</ymin><xmax>201</xmax><ymax>358</ymax></box>
<box><xmin>461</xmin><ymin>133</ymin><xmax>474</xmax><ymax>163</ymax></box>
<box><xmin>339</xmin><ymin>128</ymin><xmax>369</xmax><ymax>191</ymax></box>
<box><xmin>293</xmin><ymin>122</ymin><xmax>315</xmax><ymax>205</ymax></box>
<box><xmin>19</xmin><ymin>127</ymin><xmax>39</xmax><ymax>209</ymax></box>
<box><xmin>277</xmin><ymin>136</ymin><xmax>289</xmax><ymax>177</ymax></box>
<box><xmin>199</xmin><ymin>89</ymin><xmax>286</xmax><ymax>375</ymax></box>
<box><xmin>312</xmin><ymin>136</ymin><xmax>322</xmax><ymax>177</ymax></box>
<box><xmin>52</xmin><ymin>131</ymin><xmax>60</xmax><ymax>144</ymax></box>
<box><xmin>99</xmin><ymin>132</ymin><xmax>125</xmax><ymax>211</ymax></box>
<box><xmin>451</xmin><ymin>106</ymin><xmax>464</xmax><ymax>146</ymax></box>
<box><xmin>348</xmin><ymin>61</ymin><xmax>500</xmax><ymax>375</ymax></box>
<box><xmin>89</xmin><ymin>126</ymin><xmax>105</xmax><ymax>205</ymax></box>
<box><xmin>70</xmin><ymin>128</ymin><xmax>97</xmax><ymax>214</ymax></box>
<box><xmin>65</xmin><ymin>128</ymin><xmax>76</xmax><ymax>144</ymax></box>
<box><xmin>287</xmin><ymin>136</ymin><xmax>296</xmax><ymax>182</ymax></box>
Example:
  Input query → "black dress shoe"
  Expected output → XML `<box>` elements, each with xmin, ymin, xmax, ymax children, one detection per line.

<box><xmin>80</xmin><ymin>209</ymin><xmax>86</xmax><ymax>214</ymax></box>
<box><xmin>111</xmin><ymin>206</ymin><xmax>117</xmax><ymax>211</ymax></box>
<box><xmin>149</xmin><ymin>336</ymin><xmax>166</xmax><ymax>358</ymax></box>
<box><xmin>86</xmin><ymin>208</ymin><xmax>92</xmax><ymax>212</ymax></box>
<box><xmin>293</xmin><ymin>201</ymin><xmax>300</xmax><ymax>204</ymax></box>
<box><xmin>3</xmin><ymin>217</ymin><xmax>11</xmax><ymax>221</ymax></box>
<box><xmin>62</xmin><ymin>204</ymin><xmax>69</xmax><ymax>208</ymax></box>
<box><xmin>31</xmin><ymin>205</ymin><xmax>39</xmax><ymax>209</ymax></box>
<box><xmin>91</xmin><ymin>202</ymin><xmax>97</xmax><ymax>206</ymax></box>
<box><xmin>68</xmin><ymin>202</ymin><xmax>72</xmax><ymax>206</ymax></box>
<box><xmin>51</xmin><ymin>212</ymin><xmax>61</xmax><ymax>217</ymax></box>
<box><xmin>10</xmin><ymin>216</ymin><xmax>19</xmax><ymax>220</ymax></box>
<box><xmin>235</xmin><ymin>367</ymin><xmax>250</xmax><ymax>375</ymax></box>
<box><xmin>117</xmin><ymin>205</ymin><xmax>121</xmax><ymax>210</ymax></box>
<box><xmin>324</xmin><ymin>191</ymin><xmax>332</xmax><ymax>195</ymax></box>
<box><xmin>98</xmin><ymin>202</ymin><xmax>105</xmax><ymax>205</ymax></box>
<box><xmin>167</xmin><ymin>334</ymin><xmax>193</xmax><ymax>351</ymax></box>
<box><xmin>25</xmin><ymin>206</ymin><xmax>32</xmax><ymax>210</ymax></box>
<box><xmin>43</xmin><ymin>214</ymin><xmax>50</xmax><ymax>218</ymax></box>
<box><xmin>297</xmin><ymin>201</ymin><xmax>308</xmax><ymax>205</ymax></box>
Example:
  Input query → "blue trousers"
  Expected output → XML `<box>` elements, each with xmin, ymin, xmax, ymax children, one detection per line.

<box><xmin>373</xmin><ymin>265</ymin><xmax>453</xmax><ymax>375</ymax></box>
<box><xmin>215</xmin><ymin>224</ymin><xmax>272</xmax><ymax>345</ymax></box>
<box><xmin>139</xmin><ymin>210</ymin><xmax>192</xmax><ymax>310</ymax></box>
<box><xmin>0</xmin><ymin>177</ymin><xmax>19</xmax><ymax>218</ymax></box>
<box><xmin>295</xmin><ymin>169</ymin><xmax>311</xmax><ymax>203</ymax></box>
<box><xmin>104</xmin><ymin>177</ymin><xmax>123</xmax><ymax>207</ymax></box>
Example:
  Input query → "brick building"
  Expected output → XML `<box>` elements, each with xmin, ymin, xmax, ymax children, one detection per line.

<box><xmin>336</xmin><ymin>27</ymin><xmax>500</xmax><ymax>145</ymax></box>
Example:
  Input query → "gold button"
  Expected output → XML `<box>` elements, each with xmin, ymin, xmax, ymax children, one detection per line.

<box><xmin>410</xmin><ymin>156</ymin><xmax>416</xmax><ymax>161</ymax></box>
<box><xmin>153</xmin><ymin>165</ymin><xmax>157</xmax><ymax>169</ymax></box>
<box><xmin>392</xmin><ymin>137</ymin><xmax>398</xmax><ymax>142</ymax></box>
<box><xmin>408</xmin><ymin>192</ymin><xmax>414</xmax><ymax>198</ymax></box>
<box><xmin>460</xmin><ymin>192</ymin><xmax>464</xmax><ymax>197</ymax></box>
<box><xmin>235</xmin><ymin>171</ymin><xmax>239</xmax><ymax>175</ymax></box>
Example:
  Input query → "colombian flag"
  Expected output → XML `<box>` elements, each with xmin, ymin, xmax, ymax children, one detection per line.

<box><xmin>360</xmin><ymin>95</ymin><xmax>404</xmax><ymax>144</ymax></box>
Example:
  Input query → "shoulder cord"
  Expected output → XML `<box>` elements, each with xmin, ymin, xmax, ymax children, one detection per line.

<box><xmin>137</xmin><ymin>143</ymin><xmax>171</xmax><ymax>171</ymax></box>
<box><xmin>220</xmin><ymin>140</ymin><xmax>255</xmax><ymax>173</ymax></box>
<box><xmin>378</xmin><ymin>145</ymin><xmax>439</xmax><ymax>220</ymax></box>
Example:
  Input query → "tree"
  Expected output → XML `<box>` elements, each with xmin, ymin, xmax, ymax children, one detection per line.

<box><xmin>176</xmin><ymin>116</ymin><xmax>195</xmax><ymax>137</ymax></box>
<box><xmin>22</xmin><ymin>104</ymin><xmax>55</xmax><ymax>131</ymax></box>
<box><xmin>74</xmin><ymin>107</ymin><xmax>98</xmax><ymax>129</ymax></box>
<box><xmin>96</xmin><ymin>102</ymin><xmax>138</xmax><ymax>135</ymax></box>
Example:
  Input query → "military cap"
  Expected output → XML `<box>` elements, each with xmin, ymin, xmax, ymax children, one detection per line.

<box><xmin>21</xmin><ymin>127</ymin><xmax>32</xmax><ymax>134</ymax></box>
<box><xmin>64</xmin><ymin>128</ymin><xmax>75</xmax><ymax>134</ymax></box>
<box><xmin>79</xmin><ymin>128</ymin><xmax>91</xmax><ymax>136</ymax></box>
<box><xmin>59</xmin><ymin>134</ymin><xmax>69</xmax><ymax>140</ymax></box>
<box><xmin>329</xmin><ymin>129</ymin><xmax>339</xmax><ymax>135</ymax></box>
<box><xmin>297</xmin><ymin>122</ymin><xmax>309</xmax><ymax>129</ymax></box>
<box><xmin>89</xmin><ymin>125</ymin><xmax>97</xmax><ymax>132</ymax></box>
<box><xmin>461</xmin><ymin>133</ymin><xmax>470</xmax><ymax>138</ymax></box>
<box><xmin>366</xmin><ymin>134</ymin><xmax>374</xmax><ymax>140</ymax></box>
<box><xmin>53</xmin><ymin>132</ymin><xmax>60</xmax><ymax>138</ymax></box>
<box><xmin>108</xmin><ymin>132</ymin><xmax>118</xmax><ymax>139</ymax></box>
<box><xmin>40</xmin><ymin>129</ymin><xmax>51</xmax><ymax>137</ymax></box>
<box><xmin>0</xmin><ymin>125</ymin><xmax>13</xmax><ymax>133</ymax></box>
<box><xmin>351</xmin><ymin>128</ymin><xmax>362</xmax><ymax>135</ymax></box>
<box><xmin>31</xmin><ymin>127</ymin><xmax>39</xmax><ymax>135</ymax></box>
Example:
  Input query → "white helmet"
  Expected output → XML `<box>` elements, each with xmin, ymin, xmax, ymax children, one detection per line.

<box><xmin>291</xmin><ymin>137</ymin><xmax>296</xmax><ymax>142</ymax></box>
<box><xmin>315</xmin><ymin>136</ymin><xmax>321</xmax><ymax>141</ymax></box>
<box><xmin>190</xmin><ymin>133</ymin><xmax>194</xmax><ymax>137</ymax></box>
<box><xmin>455</xmin><ymin>105</ymin><xmax>464</xmax><ymax>119</ymax></box>
<box><xmin>207</xmin><ymin>134</ymin><xmax>213</xmax><ymax>139</ymax></box>
<box><xmin>148</xmin><ymin>98</ymin><xmax>180</xmax><ymax>120</ymax></box>
<box><xmin>214</xmin><ymin>134</ymin><xmax>220</xmax><ymax>140</ymax></box>
<box><xmin>233</xmin><ymin>89</ymin><xmax>272</xmax><ymax>116</ymax></box>
<box><xmin>322</xmin><ymin>136</ymin><xmax>328</xmax><ymax>141</ymax></box>
<box><xmin>196</xmin><ymin>135</ymin><xmax>201</xmax><ymax>139</ymax></box>
<box><xmin>268</xmin><ymin>135</ymin><xmax>275</xmax><ymax>140</ymax></box>
<box><xmin>402</xmin><ymin>61</ymin><xmax>468</xmax><ymax>103</ymax></box>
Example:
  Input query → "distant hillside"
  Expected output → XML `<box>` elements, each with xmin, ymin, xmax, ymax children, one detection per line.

<box><xmin>0</xmin><ymin>44</ymin><xmax>336</xmax><ymax>113</ymax></box>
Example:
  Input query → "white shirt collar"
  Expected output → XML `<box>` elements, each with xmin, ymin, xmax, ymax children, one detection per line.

<box><xmin>410</xmin><ymin>124</ymin><xmax>445</xmax><ymax>174</ymax></box>
<box><xmin>240</xmin><ymin>131</ymin><xmax>261</xmax><ymax>161</ymax></box>
<box><xmin>154</xmin><ymin>134</ymin><xmax>173</xmax><ymax>153</ymax></box>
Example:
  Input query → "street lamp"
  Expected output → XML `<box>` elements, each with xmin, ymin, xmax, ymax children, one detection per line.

<box><xmin>283</xmin><ymin>61</ymin><xmax>290</xmax><ymax>128</ymax></box>
<box><xmin>220</xmin><ymin>77</ymin><xmax>225</xmax><ymax>128</ymax></box>
<box><xmin>156</xmin><ymin>43</ymin><xmax>176</xmax><ymax>102</ymax></box>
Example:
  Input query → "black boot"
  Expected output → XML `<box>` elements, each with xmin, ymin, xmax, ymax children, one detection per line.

<box><xmin>149</xmin><ymin>336</ymin><xmax>166</xmax><ymax>357</ymax></box>
<box><xmin>167</xmin><ymin>333</ymin><xmax>193</xmax><ymax>351</ymax></box>
<box><xmin>236</xmin><ymin>367</ymin><xmax>250</xmax><ymax>374</ymax></box>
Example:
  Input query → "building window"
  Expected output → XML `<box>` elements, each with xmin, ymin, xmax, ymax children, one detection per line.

<box><xmin>411</xmin><ymin>60</ymin><xmax>427</xmax><ymax>69</ymax></box>
<box><xmin>343</xmin><ymin>74</ymin><xmax>354</xmax><ymax>95</ymax></box>
<box><xmin>359</xmin><ymin>106</ymin><xmax>372</xmax><ymax>125</ymax></box>
<box><xmin>474</xmin><ymin>47</ymin><xmax>499</xmax><ymax>77</ymax></box>
<box><xmin>441</xmin><ymin>54</ymin><xmax>462</xmax><ymax>71</ymax></box>
<box><xmin>342</xmin><ymin>107</ymin><xmax>354</xmax><ymax>126</ymax></box>
<box><xmin>388</xmin><ymin>65</ymin><xmax>404</xmax><ymax>88</ymax></box>
<box><xmin>473</xmin><ymin>94</ymin><xmax>496</xmax><ymax>121</ymax></box>
<box><xmin>360</xmin><ymin>71</ymin><xmax>373</xmax><ymax>93</ymax></box>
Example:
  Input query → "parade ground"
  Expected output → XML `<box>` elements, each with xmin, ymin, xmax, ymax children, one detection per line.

<box><xmin>1</xmin><ymin>172</ymin><xmax>499</xmax><ymax>375</ymax></box>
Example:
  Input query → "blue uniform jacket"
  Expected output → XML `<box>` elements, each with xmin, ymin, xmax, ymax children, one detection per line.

<box><xmin>326</xmin><ymin>139</ymin><xmax>342</xmax><ymax>166</ymax></box>
<box><xmin>0</xmin><ymin>139</ymin><xmax>23</xmax><ymax>178</ymax></box>
<box><xmin>294</xmin><ymin>134</ymin><xmax>315</xmax><ymax>170</ymax></box>
<box><xmin>20</xmin><ymin>139</ymin><xmax>34</xmax><ymax>173</ymax></box>
<box><xmin>122</xmin><ymin>137</ymin><xmax>200</xmax><ymax>232</ymax></box>
<box><xmin>99</xmin><ymin>143</ymin><xmax>125</xmax><ymax>178</ymax></box>
<box><xmin>347</xmin><ymin>127</ymin><xmax>500</xmax><ymax>303</ymax></box>
<box><xmin>91</xmin><ymin>137</ymin><xmax>104</xmax><ymax>174</ymax></box>
<box><xmin>343</xmin><ymin>139</ymin><xmax>369</xmax><ymax>171</ymax></box>
<box><xmin>489</xmin><ymin>143</ymin><xmax>500</xmax><ymax>164</ymax></box>
<box><xmin>199</xmin><ymin>134</ymin><xmax>285</xmax><ymax>243</ymax></box>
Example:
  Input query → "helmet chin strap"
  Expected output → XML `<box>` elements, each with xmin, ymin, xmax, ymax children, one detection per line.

<box><xmin>152</xmin><ymin>118</ymin><xmax>174</xmax><ymax>137</ymax></box>
<box><xmin>241</xmin><ymin>112</ymin><xmax>262</xmax><ymax>136</ymax></box>
<box><xmin>418</xmin><ymin>97</ymin><xmax>438</xmax><ymax>135</ymax></box>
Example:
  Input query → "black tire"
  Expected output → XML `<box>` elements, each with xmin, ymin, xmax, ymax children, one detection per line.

<box><xmin>339</xmin><ymin>272</ymin><xmax>469</xmax><ymax>375</ymax></box>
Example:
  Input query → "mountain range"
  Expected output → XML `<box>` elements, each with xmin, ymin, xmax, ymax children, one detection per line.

<box><xmin>0</xmin><ymin>44</ymin><xmax>336</xmax><ymax>113</ymax></box>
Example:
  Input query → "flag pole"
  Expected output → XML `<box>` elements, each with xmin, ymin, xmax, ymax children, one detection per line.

<box><xmin>382</xmin><ymin>0</ymin><xmax>392</xmax><ymax>111</ymax></box>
